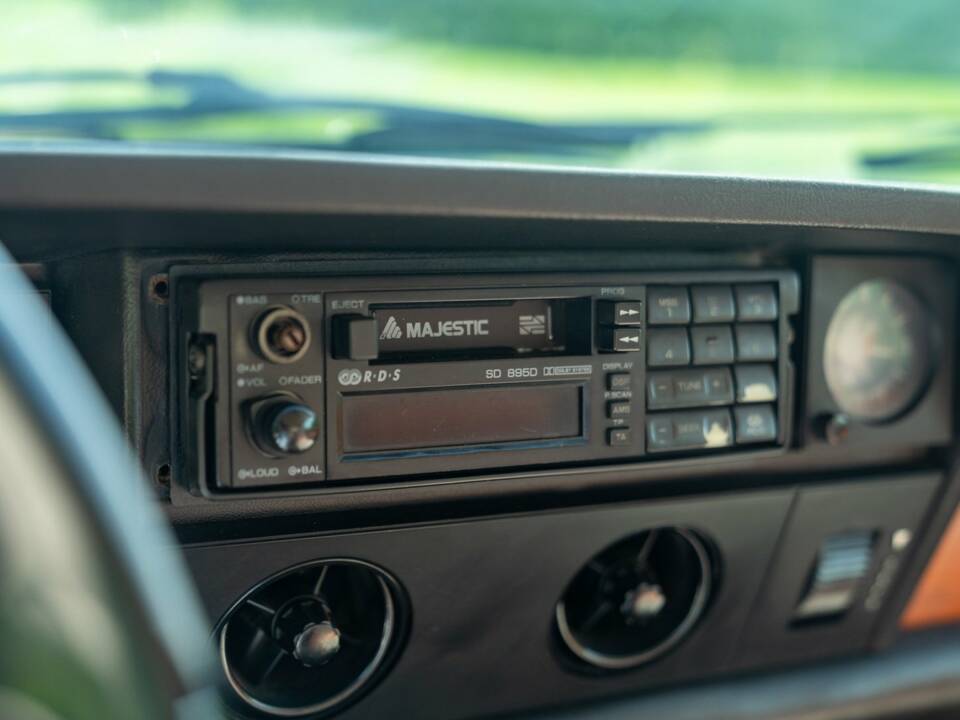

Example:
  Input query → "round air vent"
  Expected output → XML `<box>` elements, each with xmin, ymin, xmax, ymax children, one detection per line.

<box><xmin>217</xmin><ymin>559</ymin><xmax>406</xmax><ymax>718</ymax></box>
<box><xmin>555</xmin><ymin>527</ymin><xmax>713</xmax><ymax>671</ymax></box>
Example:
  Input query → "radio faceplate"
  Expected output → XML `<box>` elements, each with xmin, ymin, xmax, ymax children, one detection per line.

<box><xmin>177</xmin><ymin>272</ymin><xmax>799</xmax><ymax>492</ymax></box>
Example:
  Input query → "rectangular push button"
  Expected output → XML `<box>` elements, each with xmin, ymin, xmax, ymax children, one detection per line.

<box><xmin>703</xmin><ymin>368</ymin><xmax>735</xmax><ymax>404</ymax></box>
<box><xmin>608</xmin><ymin>428</ymin><xmax>632</xmax><ymax>446</ymax></box>
<box><xmin>607</xmin><ymin>373</ymin><xmax>632</xmax><ymax>391</ymax></box>
<box><xmin>607</xmin><ymin>401</ymin><xmax>632</xmax><ymax>419</ymax></box>
<box><xmin>691</xmin><ymin>285</ymin><xmax>735</xmax><ymax>323</ymax></box>
<box><xmin>735</xmin><ymin>364</ymin><xmax>778</xmax><ymax>403</ymax></box>
<box><xmin>735</xmin><ymin>324</ymin><xmax>777</xmax><ymax>361</ymax></box>
<box><xmin>647</xmin><ymin>368</ymin><xmax>734</xmax><ymax>410</ymax></box>
<box><xmin>601</xmin><ymin>327</ymin><xmax>643</xmax><ymax>352</ymax></box>
<box><xmin>691</xmin><ymin>325</ymin><xmax>735</xmax><ymax>365</ymax></box>
<box><xmin>647</xmin><ymin>409</ymin><xmax>733</xmax><ymax>452</ymax></box>
<box><xmin>333</xmin><ymin>315</ymin><xmax>379</xmax><ymax>360</ymax></box>
<box><xmin>647</xmin><ymin>286</ymin><xmax>691</xmax><ymax>325</ymax></box>
<box><xmin>647</xmin><ymin>373</ymin><xmax>675</xmax><ymax>407</ymax></box>
<box><xmin>647</xmin><ymin>415</ymin><xmax>674</xmax><ymax>449</ymax></box>
<box><xmin>647</xmin><ymin>328</ymin><xmax>690</xmax><ymax>366</ymax></box>
<box><xmin>734</xmin><ymin>404</ymin><xmax>778</xmax><ymax>443</ymax></box>
<box><xmin>599</xmin><ymin>301</ymin><xmax>644</xmax><ymax>326</ymax></box>
<box><xmin>735</xmin><ymin>284</ymin><xmax>778</xmax><ymax>321</ymax></box>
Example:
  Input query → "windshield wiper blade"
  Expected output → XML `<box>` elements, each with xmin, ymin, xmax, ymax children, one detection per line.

<box><xmin>0</xmin><ymin>69</ymin><xmax>711</xmax><ymax>155</ymax></box>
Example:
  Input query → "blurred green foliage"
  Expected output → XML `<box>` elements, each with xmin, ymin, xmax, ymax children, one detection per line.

<box><xmin>9</xmin><ymin>0</ymin><xmax>960</xmax><ymax>184</ymax></box>
<box><xmin>96</xmin><ymin>0</ymin><xmax>960</xmax><ymax>74</ymax></box>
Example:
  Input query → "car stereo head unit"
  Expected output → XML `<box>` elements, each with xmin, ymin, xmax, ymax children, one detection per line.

<box><xmin>176</xmin><ymin>271</ymin><xmax>799</xmax><ymax>492</ymax></box>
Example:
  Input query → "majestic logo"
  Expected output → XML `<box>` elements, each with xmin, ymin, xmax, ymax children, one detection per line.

<box><xmin>406</xmin><ymin>318</ymin><xmax>490</xmax><ymax>339</ymax></box>
<box><xmin>380</xmin><ymin>316</ymin><xmax>403</xmax><ymax>340</ymax></box>
<box><xmin>379</xmin><ymin>315</ymin><xmax>491</xmax><ymax>341</ymax></box>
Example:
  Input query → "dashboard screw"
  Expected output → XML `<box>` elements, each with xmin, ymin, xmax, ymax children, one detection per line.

<box><xmin>149</xmin><ymin>273</ymin><xmax>170</xmax><ymax>303</ymax></box>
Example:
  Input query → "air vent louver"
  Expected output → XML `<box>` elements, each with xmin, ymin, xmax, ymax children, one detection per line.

<box><xmin>218</xmin><ymin>560</ymin><xmax>405</xmax><ymax>718</ymax></box>
<box><xmin>556</xmin><ymin>527</ymin><xmax>713</xmax><ymax>670</ymax></box>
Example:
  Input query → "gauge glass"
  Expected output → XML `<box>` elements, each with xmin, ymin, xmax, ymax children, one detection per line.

<box><xmin>823</xmin><ymin>279</ymin><xmax>934</xmax><ymax>422</ymax></box>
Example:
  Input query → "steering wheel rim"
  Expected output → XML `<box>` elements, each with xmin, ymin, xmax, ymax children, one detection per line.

<box><xmin>0</xmin><ymin>250</ymin><xmax>215</xmax><ymax>718</ymax></box>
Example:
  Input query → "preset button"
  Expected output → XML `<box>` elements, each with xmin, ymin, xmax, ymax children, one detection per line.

<box><xmin>647</xmin><ymin>286</ymin><xmax>691</xmax><ymax>325</ymax></box>
<box><xmin>735</xmin><ymin>324</ymin><xmax>777</xmax><ymax>361</ymax></box>
<box><xmin>691</xmin><ymin>325</ymin><xmax>735</xmax><ymax>365</ymax></box>
<box><xmin>734</xmin><ymin>404</ymin><xmax>778</xmax><ymax>444</ymax></box>
<box><xmin>691</xmin><ymin>285</ymin><xmax>736</xmax><ymax>323</ymax></box>
<box><xmin>647</xmin><ymin>328</ymin><xmax>690</xmax><ymax>366</ymax></box>
<box><xmin>734</xmin><ymin>364</ymin><xmax>778</xmax><ymax>403</ymax></box>
<box><xmin>735</xmin><ymin>284</ymin><xmax>778</xmax><ymax>321</ymax></box>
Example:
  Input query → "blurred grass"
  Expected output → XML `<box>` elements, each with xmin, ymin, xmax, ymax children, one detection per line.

<box><xmin>3</xmin><ymin>0</ymin><xmax>960</xmax><ymax>184</ymax></box>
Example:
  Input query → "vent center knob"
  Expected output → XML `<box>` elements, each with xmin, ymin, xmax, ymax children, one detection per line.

<box><xmin>293</xmin><ymin>621</ymin><xmax>341</xmax><ymax>667</ymax></box>
<box><xmin>621</xmin><ymin>582</ymin><xmax>667</xmax><ymax>623</ymax></box>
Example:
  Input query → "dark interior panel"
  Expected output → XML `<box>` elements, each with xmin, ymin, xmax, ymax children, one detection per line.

<box><xmin>733</xmin><ymin>473</ymin><xmax>940</xmax><ymax>668</ymax></box>
<box><xmin>184</xmin><ymin>473</ymin><xmax>942</xmax><ymax>720</ymax></box>
<box><xmin>186</xmin><ymin>488</ymin><xmax>795</xmax><ymax>719</ymax></box>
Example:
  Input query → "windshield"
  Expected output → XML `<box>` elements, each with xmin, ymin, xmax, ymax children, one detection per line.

<box><xmin>5</xmin><ymin>1</ymin><xmax>960</xmax><ymax>187</ymax></box>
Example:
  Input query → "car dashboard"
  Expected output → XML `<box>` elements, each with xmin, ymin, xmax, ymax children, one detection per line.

<box><xmin>4</xmin><ymin>148</ymin><xmax>960</xmax><ymax>720</ymax></box>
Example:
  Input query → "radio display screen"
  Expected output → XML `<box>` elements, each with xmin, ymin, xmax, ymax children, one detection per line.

<box><xmin>341</xmin><ymin>384</ymin><xmax>583</xmax><ymax>454</ymax></box>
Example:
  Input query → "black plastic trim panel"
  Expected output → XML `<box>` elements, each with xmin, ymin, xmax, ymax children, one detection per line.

<box><xmin>1</xmin><ymin>147</ymin><xmax>960</xmax><ymax>237</ymax></box>
<box><xmin>519</xmin><ymin>627</ymin><xmax>960</xmax><ymax>720</ymax></box>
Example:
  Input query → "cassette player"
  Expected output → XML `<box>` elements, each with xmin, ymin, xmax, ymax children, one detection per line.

<box><xmin>176</xmin><ymin>271</ymin><xmax>799</xmax><ymax>492</ymax></box>
<box><xmin>345</xmin><ymin>298</ymin><xmax>570</xmax><ymax>358</ymax></box>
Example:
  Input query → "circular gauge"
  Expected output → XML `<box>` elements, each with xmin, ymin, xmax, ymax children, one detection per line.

<box><xmin>823</xmin><ymin>279</ymin><xmax>936</xmax><ymax>423</ymax></box>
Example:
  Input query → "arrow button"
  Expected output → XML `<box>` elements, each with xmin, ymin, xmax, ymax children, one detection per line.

<box><xmin>599</xmin><ymin>300</ymin><xmax>644</xmax><ymax>326</ymax></box>
<box><xmin>602</xmin><ymin>327</ymin><xmax>644</xmax><ymax>352</ymax></box>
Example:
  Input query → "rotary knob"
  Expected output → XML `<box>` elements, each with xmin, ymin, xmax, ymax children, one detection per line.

<box><xmin>250</xmin><ymin>397</ymin><xmax>320</xmax><ymax>456</ymax></box>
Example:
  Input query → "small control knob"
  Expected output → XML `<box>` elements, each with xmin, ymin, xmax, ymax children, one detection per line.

<box><xmin>251</xmin><ymin>398</ymin><xmax>320</xmax><ymax>455</ymax></box>
<box><xmin>252</xmin><ymin>307</ymin><xmax>311</xmax><ymax>364</ymax></box>
<box><xmin>817</xmin><ymin>412</ymin><xmax>851</xmax><ymax>446</ymax></box>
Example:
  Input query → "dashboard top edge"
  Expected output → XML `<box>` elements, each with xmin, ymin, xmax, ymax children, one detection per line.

<box><xmin>3</xmin><ymin>148</ymin><xmax>960</xmax><ymax>238</ymax></box>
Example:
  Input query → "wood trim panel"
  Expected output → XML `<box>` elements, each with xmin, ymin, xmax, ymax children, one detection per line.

<box><xmin>902</xmin><ymin>504</ymin><xmax>960</xmax><ymax>630</ymax></box>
